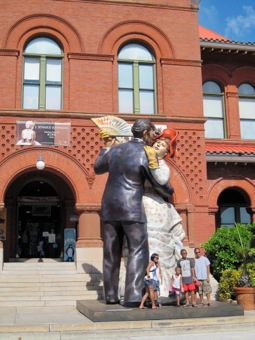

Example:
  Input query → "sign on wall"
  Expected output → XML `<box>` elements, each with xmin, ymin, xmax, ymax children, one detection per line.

<box><xmin>16</xmin><ymin>120</ymin><xmax>71</xmax><ymax>146</ymax></box>
<box><xmin>0</xmin><ymin>209</ymin><xmax>6</xmax><ymax>241</ymax></box>
<box><xmin>64</xmin><ymin>228</ymin><xmax>76</xmax><ymax>262</ymax></box>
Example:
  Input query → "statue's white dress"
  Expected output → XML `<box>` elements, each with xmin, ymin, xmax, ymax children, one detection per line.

<box><xmin>143</xmin><ymin>159</ymin><xmax>185</xmax><ymax>297</ymax></box>
<box><xmin>119</xmin><ymin>159</ymin><xmax>185</xmax><ymax>299</ymax></box>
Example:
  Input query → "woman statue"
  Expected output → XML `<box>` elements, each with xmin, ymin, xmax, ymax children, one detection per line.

<box><xmin>142</xmin><ymin>128</ymin><xmax>185</xmax><ymax>297</ymax></box>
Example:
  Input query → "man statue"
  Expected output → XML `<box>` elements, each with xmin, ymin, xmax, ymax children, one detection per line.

<box><xmin>94</xmin><ymin>118</ymin><xmax>173</xmax><ymax>307</ymax></box>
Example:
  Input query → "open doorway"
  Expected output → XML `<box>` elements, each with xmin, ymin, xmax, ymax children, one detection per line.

<box><xmin>18</xmin><ymin>199</ymin><xmax>61</xmax><ymax>259</ymax></box>
<box><xmin>4</xmin><ymin>171</ymin><xmax>76</xmax><ymax>261</ymax></box>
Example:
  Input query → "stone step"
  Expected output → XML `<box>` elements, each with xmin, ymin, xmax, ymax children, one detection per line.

<box><xmin>3</xmin><ymin>264</ymin><xmax>76</xmax><ymax>271</ymax></box>
<box><xmin>4</xmin><ymin>262</ymin><xmax>75</xmax><ymax>268</ymax></box>
<box><xmin>0</xmin><ymin>274</ymin><xmax>101</xmax><ymax>282</ymax></box>
<box><xmin>0</xmin><ymin>292</ymin><xmax>99</xmax><ymax>301</ymax></box>
<box><xmin>0</xmin><ymin>261</ymin><xmax>103</xmax><ymax>307</ymax></box>
<box><xmin>0</xmin><ymin>281</ymin><xmax>102</xmax><ymax>288</ymax></box>
<box><xmin>0</xmin><ymin>281</ymin><xmax>85</xmax><ymax>287</ymax></box>
<box><xmin>0</xmin><ymin>300</ymin><xmax>78</xmax><ymax>307</ymax></box>
<box><xmin>0</xmin><ymin>285</ymin><xmax>102</xmax><ymax>292</ymax></box>
<box><xmin>2</xmin><ymin>270</ymin><xmax>78</xmax><ymax>277</ymax></box>
<box><xmin>0</xmin><ymin>301</ymin><xmax>46</xmax><ymax>307</ymax></box>
<box><xmin>0</xmin><ymin>289</ymin><xmax>100</xmax><ymax>297</ymax></box>
<box><xmin>1</xmin><ymin>270</ymin><xmax>78</xmax><ymax>275</ymax></box>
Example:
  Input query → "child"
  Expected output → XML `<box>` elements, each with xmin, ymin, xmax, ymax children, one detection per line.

<box><xmin>177</xmin><ymin>249</ymin><xmax>197</xmax><ymax>307</ymax></box>
<box><xmin>169</xmin><ymin>267</ymin><xmax>183</xmax><ymax>307</ymax></box>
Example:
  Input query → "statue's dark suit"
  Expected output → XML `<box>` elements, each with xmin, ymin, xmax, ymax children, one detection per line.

<box><xmin>94</xmin><ymin>138</ymin><xmax>173</xmax><ymax>306</ymax></box>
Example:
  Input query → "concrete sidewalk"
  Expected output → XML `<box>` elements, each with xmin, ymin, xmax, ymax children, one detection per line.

<box><xmin>0</xmin><ymin>305</ymin><xmax>255</xmax><ymax>340</ymax></box>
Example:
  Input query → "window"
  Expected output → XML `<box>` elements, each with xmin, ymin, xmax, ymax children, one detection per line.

<box><xmin>23</xmin><ymin>37</ymin><xmax>63</xmax><ymax>110</ymax></box>
<box><xmin>217</xmin><ymin>189</ymin><xmax>251</xmax><ymax>228</ymax></box>
<box><xmin>118</xmin><ymin>43</ymin><xmax>156</xmax><ymax>114</ymax></box>
<box><xmin>220</xmin><ymin>207</ymin><xmax>251</xmax><ymax>228</ymax></box>
<box><xmin>203</xmin><ymin>81</ymin><xmax>225</xmax><ymax>138</ymax></box>
<box><xmin>238</xmin><ymin>83</ymin><xmax>255</xmax><ymax>140</ymax></box>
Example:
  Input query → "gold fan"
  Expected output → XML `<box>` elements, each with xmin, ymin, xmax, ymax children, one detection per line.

<box><xmin>91</xmin><ymin>115</ymin><xmax>132</xmax><ymax>137</ymax></box>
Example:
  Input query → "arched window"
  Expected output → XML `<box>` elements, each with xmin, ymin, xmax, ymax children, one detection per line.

<box><xmin>118</xmin><ymin>43</ymin><xmax>156</xmax><ymax>114</ymax></box>
<box><xmin>203</xmin><ymin>81</ymin><xmax>225</xmax><ymax>138</ymax></box>
<box><xmin>216</xmin><ymin>189</ymin><xmax>251</xmax><ymax>228</ymax></box>
<box><xmin>23</xmin><ymin>37</ymin><xmax>63</xmax><ymax>110</ymax></box>
<box><xmin>238</xmin><ymin>83</ymin><xmax>255</xmax><ymax>140</ymax></box>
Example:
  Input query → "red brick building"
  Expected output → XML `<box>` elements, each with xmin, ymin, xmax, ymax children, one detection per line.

<box><xmin>200</xmin><ymin>26</ymin><xmax>255</xmax><ymax>235</ymax></box>
<box><xmin>0</xmin><ymin>0</ymin><xmax>254</xmax><ymax>271</ymax></box>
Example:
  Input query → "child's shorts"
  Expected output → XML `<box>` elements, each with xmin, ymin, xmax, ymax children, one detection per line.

<box><xmin>183</xmin><ymin>283</ymin><xmax>195</xmax><ymax>292</ymax></box>
<box><xmin>171</xmin><ymin>287</ymin><xmax>181</xmax><ymax>296</ymax></box>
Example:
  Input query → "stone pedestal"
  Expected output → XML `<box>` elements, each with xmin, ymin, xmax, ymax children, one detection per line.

<box><xmin>77</xmin><ymin>300</ymin><xmax>244</xmax><ymax>322</ymax></box>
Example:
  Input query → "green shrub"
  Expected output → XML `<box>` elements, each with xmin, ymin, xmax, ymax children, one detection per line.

<box><xmin>246</xmin><ymin>263</ymin><xmax>255</xmax><ymax>287</ymax></box>
<box><xmin>218</xmin><ymin>264</ymin><xmax>255</xmax><ymax>301</ymax></box>
<box><xmin>218</xmin><ymin>269</ymin><xmax>241</xmax><ymax>301</ymax></box>
<box><xmin>201</xmin><ymin>224</ymin><xmax>254</xmax><ymax>281</ymax></box>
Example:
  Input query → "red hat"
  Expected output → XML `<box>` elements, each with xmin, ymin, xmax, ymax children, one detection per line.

<box><xmin>156</xmin><ymin>128</ymin><xmax>178</xmax><ymax>158</ymax></box>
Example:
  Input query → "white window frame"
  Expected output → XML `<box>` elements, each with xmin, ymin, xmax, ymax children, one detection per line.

<box><xmin>203</xmin><ymin>81</ymin><xmax>226</xmax><ymax>139</ymax></box>
<box><xmin>118</xmin><ymin>43</ymin><xmax>156</xmax><ymax>114</ymax></box>
<box><xmin>23</xmin><ymin>37</ymin><xmax>63</xmax><ymax>110</ymax></box>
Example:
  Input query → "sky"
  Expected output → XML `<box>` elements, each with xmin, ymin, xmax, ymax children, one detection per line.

<box><xmin>198</xmin><ymin>0</ymin><xmax>255</xmax><ymax>42</ymax></box>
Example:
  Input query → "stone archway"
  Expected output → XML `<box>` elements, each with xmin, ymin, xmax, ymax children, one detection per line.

<box><xmin>5</xmin><ymin>170</ymin><xmax>75</xmax><ymax>261</ymax></box>
<box><xmin>216</xmin><ymin>187</ymin><xmax>252</xmax><ymax>228</ymax></box>
<box><xmin>208</xmin><ymin>177</ymin><xmax>255</xmax><ymax>233</ymax></box>
<box><xmin>0</xmin><ymin>149</ymin><xmax>97</xmax><ymax>262</ymax></box>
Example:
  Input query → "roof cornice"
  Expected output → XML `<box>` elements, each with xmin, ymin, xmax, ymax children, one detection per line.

<box><xmin>200</xmin><ymin>39</ymin><xmax>255</xmax><ymax>54</ymax></box>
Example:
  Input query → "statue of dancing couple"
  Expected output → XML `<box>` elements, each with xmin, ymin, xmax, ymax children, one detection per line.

<box><xmin>94</xmin><ymin>118</ymin><xmax>185</xmax><ymax>307</ymax></box>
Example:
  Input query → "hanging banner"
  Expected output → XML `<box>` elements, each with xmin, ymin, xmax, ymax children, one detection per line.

<box><xmin>16</xmin><ymin>120</ymin><xmax>71</xmax><ymax>146</ymax></box>
<box><xmin>0</xmin><ymin>209</ymin><xmax>6</xmax><ymax>241</ymax></box>
<box><xmin>64</xmin><ymin>228</ymin><xmax>76</xmax><ymax>262</ymax></box>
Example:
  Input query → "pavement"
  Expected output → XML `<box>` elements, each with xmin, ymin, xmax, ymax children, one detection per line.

<box><xmin>0</xmin><ymin>304</ymin><xmax>255</xmax><ymax>340</ymax></box>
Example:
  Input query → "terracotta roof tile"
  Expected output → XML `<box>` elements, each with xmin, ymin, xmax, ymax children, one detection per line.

<box><xmin>199</xmin><ymin>25</ymin><xmax>229</xmax><ymax>41</ymax></box>
<box><xmin>206</xmin><ymin>144</ymin><xmax>255</xmax><ymax>155</ymax></box>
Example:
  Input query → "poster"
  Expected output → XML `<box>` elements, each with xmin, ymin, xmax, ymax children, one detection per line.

<box><xmin>64</xmin><ymin>228</ymin><xmax>76</xmax><ymax>262</ymax></box>
<box><xmin>0</xmin><ymin>209</ymin><xmax>6</xmax><ymax>241</ymax></box>
<box><xmin>16</xmin><ymin>120</ymin><xmax>71</xmax><ymax>146</ymax></box>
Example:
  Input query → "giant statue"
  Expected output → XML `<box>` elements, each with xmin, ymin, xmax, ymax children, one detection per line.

<box><xmin>118</xmin><ymin>127</ymin><xmax>186</xmax><ymax>300</ymax></box>
<box><xmin>94</xmin><ymin>118</ymin><xmax>173</xmax><ymax>307</ymax></box>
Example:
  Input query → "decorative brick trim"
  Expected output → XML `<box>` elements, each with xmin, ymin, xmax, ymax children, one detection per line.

<box><xmin>0</xmin><ymin>49</ymin><xmax>19</xmax><ymax>56</ymax></box>
<box><xmin>160</xmin><ymin>58</ymin><xmax>202</xmax><ymax>67</ymax></box>
<box><xmin>75</xmin><ymin>204</ymin><xmax>100</xmax><ymax>213</ymax></box>
<box><xmin>67</xmin><ymin>53</ymin><xmax>114</xmax><ymax>62</ymax></box>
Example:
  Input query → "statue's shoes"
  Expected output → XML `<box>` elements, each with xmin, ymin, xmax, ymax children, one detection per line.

<box><xmin>106</xmin><ymin>299</ymin><xmax>119</xmax><ymax>305</ymax></box>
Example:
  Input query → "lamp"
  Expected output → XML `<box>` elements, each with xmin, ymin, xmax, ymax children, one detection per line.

<box><xmin>36</xmin><ymin>154</ymin><xmax>45</xmax><ymax>170</ymax></box>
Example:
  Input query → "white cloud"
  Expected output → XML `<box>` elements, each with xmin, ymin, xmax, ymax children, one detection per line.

<box><xmin>199</xmin><ymin>4</ymin><xmax>218</xmax><ymax>27</ymax></box>
<box><xmin>225</xmin><ymin>6</ymin><xmax>255</xmax><ymax>40</ymax></box>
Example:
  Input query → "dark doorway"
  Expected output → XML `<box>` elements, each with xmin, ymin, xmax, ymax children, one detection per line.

<box><xmin>4</xmin><ymin>171</ymin><xmax>76</xmax><ymax>261</ymax></box>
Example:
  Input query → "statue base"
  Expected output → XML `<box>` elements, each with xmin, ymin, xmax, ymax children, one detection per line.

<box><xmin>76</xmin><ymin>299</ymin><xmax>243</xmax><ymax>322</ymax></box>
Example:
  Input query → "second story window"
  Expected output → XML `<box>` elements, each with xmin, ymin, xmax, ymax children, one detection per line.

<box><xmin>238</xmin><ymin>83</ymin><xmax>255</xmax><ymax>140</ymax></box>
<box><xmin>203</xmin><ymin>81</ymin><xmax>225</xmax><ymax>138</ymax></box>
<box><xmin>118</xmin><ymin>43</ymin><xmax>156</xmax><ymax>114</ymax></box>
<box><xmin>23</xmin><ymin>37</ymin><xmax>63</xmax><ymax>110</ymax></box>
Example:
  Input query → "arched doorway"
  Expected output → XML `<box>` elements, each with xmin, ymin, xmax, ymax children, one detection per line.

<box><xmin>4</xmin><ymin>170</ymin><xmax>76</xmax><ymax>261</ymax></box>
<box><xmin>216</xmin><ymin>188</ymin><xmax>252</xmax><ymax>228</ymax></box>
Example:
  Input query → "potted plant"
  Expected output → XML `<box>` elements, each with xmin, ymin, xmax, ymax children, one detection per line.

<box><xmin>233</xmin><ymin>223</ymin><xmax>255</xmax><ymax>310</ymax></box>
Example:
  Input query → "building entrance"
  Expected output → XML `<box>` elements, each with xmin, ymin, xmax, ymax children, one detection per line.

<box><xmin>4</xmin><ymin>171</ymin><xmax>76</xmax><ymax>262</ymax></box>
<box><xmin>18</xmin><ymin>195</ymin><xmax>61</xmax><ymax>259</ymax></box>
